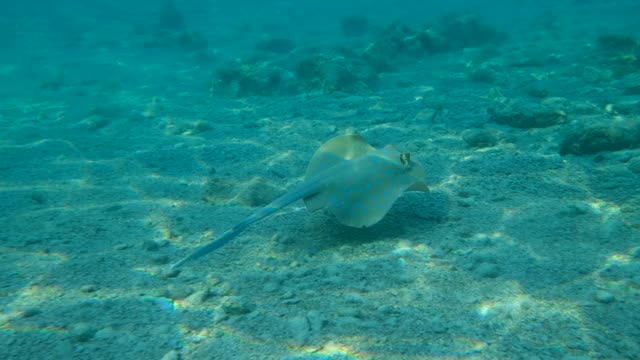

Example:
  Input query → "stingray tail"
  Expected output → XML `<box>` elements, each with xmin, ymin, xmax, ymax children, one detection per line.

<box><xmin>170</xmin><ymin>177</ymin><xmax>324</xmax><ymax>268</ymax></box>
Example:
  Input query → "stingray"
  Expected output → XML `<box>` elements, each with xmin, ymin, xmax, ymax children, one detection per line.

<box><xmin>171</xmin><ymin>134</ymin><xmax>429</xmax><ymax>268</ymax></box>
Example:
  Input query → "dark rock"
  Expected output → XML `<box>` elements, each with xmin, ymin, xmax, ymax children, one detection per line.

<box><xmin>475</xmin><ymin>262</ymin><xmax>500</xmax><ymax>278</ymax></box>
<box><xmin>597</xmin><ymin>34</ymin><xmax>638</xmax><ymax>53</ymax></box>
<box><xmin>221</xmin><ymin>296</ymin><xmax>255</xmax><ymax>315</ymax></box>
<box><xmin>236</xmin><ymin>177</ymin><xmax>283</xmax><ymax>207</ymax></box>
<box><xmin>468</xmin><ymin>63</ymin><xmax>502</xmax><ymax>83</ymax></box>
<box><xmin>488</xmin><ymin>100</ymin><xmax>566</xmax><ymax>128</ymax></box>
<box><xmin>462</xmin><ymin>129</ymin><xmax>497</xmax><ymax>148</ymax></box>
<box><xmin>560</xmin><ymin>125</ymin><xmax>640</xmax><ymax>155</ymax></box>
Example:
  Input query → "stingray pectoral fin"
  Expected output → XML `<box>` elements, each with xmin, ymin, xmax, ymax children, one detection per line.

<box><xmin>305</xmin><ymin>134</ymin><xmax>375</xmax><ymax>179</ymax></box>
<box><xmin>406</xmin><ymin>181</ymin><xmax>430</xmax><ymax>192</ymax></box>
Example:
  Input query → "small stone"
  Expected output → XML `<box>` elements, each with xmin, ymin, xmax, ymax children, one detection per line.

<box><xmin>475</xmin><ymin>262</ymin><xmax>500</xmax><ymax>278</ymax></box>
<box><xmin>262</xmin><ymin>282</ymin><xmax>279</xmax><ymax>292</ymax></box>
<box><xmin>282</xmin><ymin>298</ymin><xmax>302</xmax><ymax>305</ymax></box>
<box><xmin>288</xmin><ymin>316</ymin><xmax>310</xmax><ymax>346</ymax></box>
<box><xmin>582</xmin><ymin>66</ymin><xmax>611</xmax><ymax>83</ymax></box>
<box><xmin>150</xmin><ymin>254</ymin><xmax>170</xmax><ymax>265</ymax></box>
<box><xmin>191</xmin><ymin>120</ymin><xmax>211</xmax><ymax>134</ymax></box>
<box><xmin>221</xmin><ymin>296</ymin><xmax>255</xmax><ymax>315</ymax></box>
<box><xmin>236</xmin><ymin>177</ymin><xmax>283</xmax><ymax>207</ymax></box>
<box><xmin>94</xmin><ymin>327</ymin><xmax>115</xmax><ymax>340</ymax></box>
<box><xmin>71</xmin><ymin>323</ymin><xmax>96</xmax><ymax>342</ymax></box>
<box><xmin>344</xmin><ymin>293</ymin><xmax>364</xmax><ymax>304</ymax></box>
<box><xmin>21</xmin><ymin>307</ymin><xmax>41</xmax><ymax>318</ymax></box>
<box><xmin>184</xmin><ymin>289</ymin><xmax>210</xmax><ymax>306</ymax></box>
<box><xmin>560</xmin><ymin>125</ymin><xmax>640</xmax><ymax>155</ymax></box>
<box><xmin>80</xmin><ymin>284</ymin><xmax>98</xmax><ymax>293</ymax></box>
<box><xmin>161</xmin><ymin>267</ymin><xmax>181</xmax><ymax>278</ymax></box>
<box><xmin>142</xmin><ymin>239</ymin><xmax>160</xmax><ymax>251</ymax></box>
<box><xmin>114</xmin><ymin>243</ymin><xmax>130</xmax><ymax>250</ymax></box>
<box><xmin>430</xmin><ymin>318</ymin><xmax>448</xmax><ymax>334</ymax></box>
<box><xmin>213</xmin><ymin>309</ymin><xmax>228</xmax><ymax>323</ymax></box>
<box><xmin>595</xmin><ymin>290</ymin><xmax>615</xmax><ymax>304</ymax></box>
<box><xmin>377</xmin><ymin>305</ymin><xmax>398</xmax><ymax>314</ymax></box>
<box><xmin>161</xmin><ymin>350</ymin><xmax>181</xmax><ymax>360</ymax></box>
<box><xmin>306</xmin><ymin>310</ymin><xmax>325</xmax><ymax>334</ymax></box>
<box><xmin>488</xmin><ymin>99</ymin><xmax>565</xmax><ymax>128</ymax></box>
<box><xmin>165</xmin><ymin>284</ymin><xmax>193</xmax><ymax>300</ymax></box>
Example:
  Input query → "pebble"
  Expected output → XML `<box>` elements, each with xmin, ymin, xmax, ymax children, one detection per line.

<box><xmin>236</xmin><ymin>177</ymin><xmax>282</xmax><ymax>207</ymax></box>
<box><xmin>262</xmin><ymin>282</ymin><xmax>279</xmax><ymax>292</ymax></box>
<box><xmin>150</xmin><ymin>254</ymin><xmax>170</xmax><ymax>265</ymax></box>
<box><xmin>142</xmin><ymin>239</ymin><xmax>160</xmax><ymax>251</ymax></box>
<box><xmin>475</xmin><ymin>262</ymin><xmax>500</xmax><ymax>278</ymax></box>
<box><xmin>288</xmin><ymin>316</ymin><xmax>311</xmax><ymax>345</ymax></box>
<box><xmin>488</xmin><ymin>99</ymin><xmax>565</xmax><ymax>128</ymax></box>
<box><xmin>560</xmin><ymin>125</ymin><xmax>639</xmax><ymax>155</ymax></box>
<box><xmin>184</xmin><ymin>289</ymin><xmax>210</xmax><ymax>306</ymax></box>
<box><xmin>462</xmin><ymin>129</ymin><xmax>497</xmax><ymax>148</ymax></box>
<box><xmin>165</xmin><ymin>284</ymin><xmax>194</xmax><ymax>300</ymax></box>
<box><xmin>306</xmin><ymin>310</ymin><xmax>325</xmax><ymax>334</ymax></box>
<box><xmin>595</xmin><ymin>290</ymin><xmax>615</xmax><ymax>304</ymax></box>
<box><xmin>80</xmin><ymin>284</ymin><xmax>98</xmax><ymax>293</ymax></box>
<box><xmin>377</xmin><ymin>305</ymin><xmax>398</xmax><ymax>314</ymax></box>
<box><xmin>213</xmin><ymin>309</ymin><xmax>228</xmax><ymax>323</ymax></box>
<box><xmin>221</xmin><ymin>296</ymin><xmax>255</xmax><ymax>315</ymax></box>
<box><xmin>93</xmin><ymin>327</ymin><xmax>116</xmax><ymax>340</ymax></box>
<box><xmin>430</xmin><ymin>318</ymin><xmax>448</xmax><ymax>334</ymax></box>
<box><xmin>160</xmin><ymin>350</ymin><xmax>181</xmax><ymax>360</ymax></box>
<box><xmin>21</xmin><ymin>307</ymin><xmax>41</xmax><ymax>318</ymax></box>
<box><xmin>161</xmin><ymin>267</ymin><xmax>181</xmax><ymax>278</ymax></box>
<box><xmin>344</xmin><ymin>292</ymin><xmax>364</xmax><ymax>304</ymax></box>
<box><xmin>71</xmin><ymin>323</ymin><xmax>96</xmax><ymax>342</ymax></box>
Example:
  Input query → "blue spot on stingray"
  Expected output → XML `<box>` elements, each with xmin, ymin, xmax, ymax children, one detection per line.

<box><xmin>358</xmin><ymin>188</ymin><xmax>364</xmax><ymax>193</ymax></box>
<box><xmin>348</xmin><ymin>188</ymin><xmax>354</xmax><ymax>193</ymax></box>
<box><xmin>340</xmin><ymin>200</ymin><xmax>346</xmax><ymax>206</ymax></box>
<box><xmin>383</xmin><ymin>190</ymin><xmax>389</xmax><ymax>195</ymax></box>
<box><xmin>365</xmin><ymin>183</ymin><xmax>372</xmax><ymax>189</ymax></box>
<box><xmin>376</xmin><ymin>179</ymin><xmax>382</xmax><ymax>185</ymax></box>
<box><xmin>355</xmin><ymin>201</ymin><xmax>361</xmax><ymax>207</ymax></box>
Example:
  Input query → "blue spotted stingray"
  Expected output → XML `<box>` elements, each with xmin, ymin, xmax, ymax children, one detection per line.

<box><xmin>171</xmin><ymin>134</ymin><xmax>429</xmax><ymax>268</ymax></box>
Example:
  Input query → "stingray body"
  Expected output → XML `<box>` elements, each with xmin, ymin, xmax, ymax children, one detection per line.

<box><xmin>171</xmin><ymin>134</ymin><xmax>429</xmax><ymax>268</ymax></box>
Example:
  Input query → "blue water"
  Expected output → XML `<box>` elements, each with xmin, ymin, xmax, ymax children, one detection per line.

<box><xmin>1</xmin><ymin>1</ymin><xmax>639</xmax><ymax>359</ymax></box>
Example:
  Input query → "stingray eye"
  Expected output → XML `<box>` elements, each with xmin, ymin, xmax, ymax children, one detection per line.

<box><xmin>400</xmin><ymin>152</ymin><xmax>410</xmax><ymax>167</ymax></box>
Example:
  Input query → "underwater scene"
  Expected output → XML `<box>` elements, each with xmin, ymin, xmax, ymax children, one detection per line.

<box><xmin>1</xmin><ymin>0</ymin><xmax>639</xmax><ymax>359</ymax></box>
